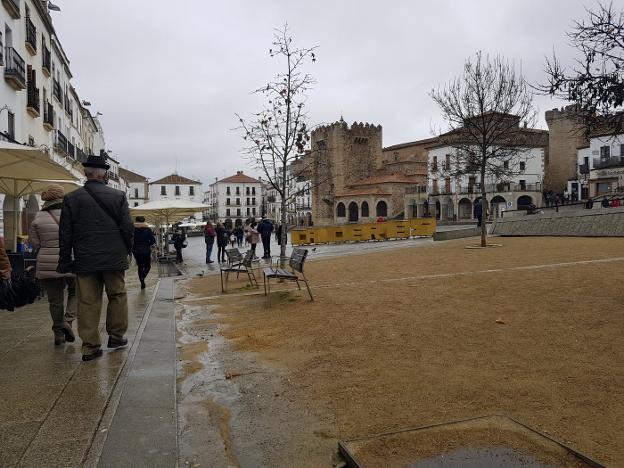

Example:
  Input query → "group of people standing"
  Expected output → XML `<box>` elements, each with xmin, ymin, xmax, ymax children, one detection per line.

<box><xmin>203</xmin><ymin>216</ymin><xmax>283</xmax><ymax>263</ymax></box>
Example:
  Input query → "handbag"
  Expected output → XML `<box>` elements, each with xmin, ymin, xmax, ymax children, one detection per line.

<box><xmin>83</xmin><ymin>185</ymin><xmax>132</xmax><ymax>252</ymax></box>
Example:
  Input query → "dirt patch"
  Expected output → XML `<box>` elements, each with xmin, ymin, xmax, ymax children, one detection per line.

<box><xmin>182</xmin><ymin>237</ymin><xmax>624</xmax><ymax>466</ymax></box>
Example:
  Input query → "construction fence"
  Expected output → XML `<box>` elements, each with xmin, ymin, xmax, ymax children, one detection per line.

<box><xmin>291</xmin><ymin>218</ymin><xmax>436</xmax><ymax>246</ymax></box>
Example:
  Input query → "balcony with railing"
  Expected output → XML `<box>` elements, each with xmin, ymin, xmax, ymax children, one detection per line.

<box><xmin>593</xmin><ymin>156</ymin><xmax>624</xmax><ymax>170</ymax></box>
<box><xmin>67</xmin><ymin>141</ymin><xmax>75</xmax><ymax>159</ymax></box>
<box><xmin>295</xmin><ymin>204</ymin><xmax>312</xmax><ymax>211</ymax></box>
<box><xmin>42</xmin><ymin>45</ymin><xmax>51</xmax><ymax>77</ymax></box>
<box><xmin>43</xmin><ymin>101</ymin><xmax>54</xmax><ymax>130</ymax></box>
<box><xmin>4</xmin><ymin>47</ymin><xmax>26</xmax><ymax>90</ymax></box>
<box><xmin>108</xmin><ymin>172</ymin><xmax>119</xmax><ymax>182</ymax></box>
<box><xmin>25</xmin><ymin>17</ymin><xmax>36</xmax><ymax>55</ymax></box>
<box><xmin>455</xmin><ymin>182</ymin><xmax>542</xmax><ymax>194</ymax></box>
<box><xmin>26</xmin><ymin>82</ymin><xmax>40</xmax><ymax>117</ymax></box>
<box><xmin>55</xmin><ymin>130</ymin><xmax>68</xmax><ymax>155</ymax></box>
<box><xmin>579</xmin><ymin>163</ymin><xmax>589</xmax><ymax>175</ymax></box>
<box><xmin>2</xmin><ymin>0</ymin><xmax>20</xmax><ymax>19</ymax></box>
<box><xmin>52</xmin><ymin>79</ymin><xmax>62</xmax><ymax>102</ymax></box>
<box><xmin>76</xmin><ymin>147</ymin><xmax>88</xmax><ymax>163</ymax></box>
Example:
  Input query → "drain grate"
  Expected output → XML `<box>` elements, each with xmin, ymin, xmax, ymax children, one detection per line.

<box><xmin>338</xmin><ymin>415</ymin><xmax>604</xmax><ymax>468</ymax></box>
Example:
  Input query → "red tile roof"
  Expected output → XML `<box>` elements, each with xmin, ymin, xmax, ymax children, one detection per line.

<box><xmin>217</xmin><ymin>172</ymin><xmax>262</xmax><ymax>184</ymax></box>
<box><xmin>119</xmin><ymin>167</ymin><xmax>148</xmax><ymax>183</ymax></box>
<box><xmin>150</xmin><ymin>174</ymin><xmax>201</xmax><ymax>185</ymax></box>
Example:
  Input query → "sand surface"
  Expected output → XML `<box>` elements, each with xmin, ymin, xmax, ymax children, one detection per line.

<box><xmin>178</xmin><ymin>236</ymin><xmax>624</xmax><ymax>466</ymax></box>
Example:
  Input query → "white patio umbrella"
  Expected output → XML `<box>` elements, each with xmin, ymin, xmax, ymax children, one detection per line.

<box><xmin>130</xmin><ymin>199</ymin><xmax>209</xmax><ymax>252</ymax></box>
<box><xmin>0</xmin><ymin>141</ymin><xmax>82</xmax><ymax>250</ymax></box>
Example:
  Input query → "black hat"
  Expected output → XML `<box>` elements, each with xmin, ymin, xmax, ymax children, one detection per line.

<box><xmin>82</xmin><ymin>154</ymin><xmax>110</xmax><ymax>170</ymax></box>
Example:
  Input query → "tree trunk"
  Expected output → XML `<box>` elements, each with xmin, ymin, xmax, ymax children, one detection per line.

<box><xmin>480</xmin><ymin>165</ymin><xmax>487</xmax><ymax>248</ymax></box>
<box><xmin>279</xmin><ymin>196</ymin><xmax>288</xmax><ymax>267</ymax></box>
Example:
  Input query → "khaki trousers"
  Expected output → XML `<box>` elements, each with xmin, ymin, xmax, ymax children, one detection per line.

<box><xmin>41</xmin><ymin>277</ymin><xmax>76</xmax><ymax>334</ymax></box>
<box><xmin>76</xmin><ymin>271</ymin><xmax>128</xmax><ymax>354</ymax></box>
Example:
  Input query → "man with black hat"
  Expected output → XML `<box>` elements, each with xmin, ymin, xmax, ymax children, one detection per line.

<box><xmin>57</xmin><ymin>154</ymin><xmax>134</xmax><ymax>361</ymax></box>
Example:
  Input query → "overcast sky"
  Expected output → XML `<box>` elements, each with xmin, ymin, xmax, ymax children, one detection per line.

<box><xmin>52</xmin><ymin>0</ymin><xmax>597</xmax><ymax>186</ymax></box>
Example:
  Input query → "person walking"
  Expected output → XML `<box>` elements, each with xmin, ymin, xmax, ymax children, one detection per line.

<box><xmin>248</xmin><ymin>220</ymin><xmax>260</xmax><ymax>257</ymax></box>
<box><xmin>474</xmin><ymin>199</ymin><xmax>483</xmax><ymax>227</ymax></box>
<box><xmin>29</xmin><ymin>184</ymin><xmax>76</xmax><ymax>346</ymax></box>
<box><xmin>172</xmin><ymin>229</ymin><xmax>186</xmax><ymax>263</ymax></box>
<box><xmin>234</xmin><ymin>225</ymin><xmax>244</xmax><ymax>247</ymax></box>
<box><xmin>204</xmin><ymin>221</ymin><xmax>216</xmax><ymax>263</ymax></box>
<box><xmin>216</xmin><ymin>222</ymin><xmax>228</xmax><ymax>262</ymax></box>
<box><xmin>132</xmin><ymin>216</ymin><xmax>156</xmax><ymax>289</ymax></box>
<box><xmin>257</xmin><ymin>216</ymin><xmax>274</xmax><ymax>259</ymax></box>
<box><xmin>57</xmin><ymin>154</ymin><xmax>134</xmax><ymax>362</ymax></box>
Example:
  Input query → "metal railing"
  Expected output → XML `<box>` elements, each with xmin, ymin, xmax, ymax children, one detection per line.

<box><xmin>55</xmin><ymin>130</ymin><xmax>68</xmax><ymax>154</ymax></box>
<box><xmin>579</xmin><ymin>164</ymin><xmax>589</xmax><ymax>175</ymax></box>
<box><xmin>53</xmin><ymin>79</ymin><xmax>62</xmax><ymax>102</ymax></box>
<box><xmin>593</xmin><ymin>156</ymin><xmax>624</xmax><ymax>170</ymax></box>
<box><xmin>25</xmin><ymin>17</ymin><xmax>36</xmax><ymax>53</ymax></box>
<box><xmin>27</xmin><ymin>82</ymin><xmax>39</xmax><ymax>113</ymax></box>
<box><xmin>67</xmin><ymin>141</ymin><xmax>75</xmax><ymax>159</ymax></box>
<box><xmin>42</xmin><ymin>46</ymin><xmax>51</xmax><ymax>73</ymax></box>
<box><xmin>43</xmin><ymin>100</ymin><xmax>54</xmax><ymax>127</ymax></box>
<box><xmin>4</xmin><ymin>46</ymin><xmax>26</xmax><ymax>87</ymax></box>
<box><xmin>108</xmin><ymin>172</ymin><xmax>119</xmax><ymax>182</ymax></box>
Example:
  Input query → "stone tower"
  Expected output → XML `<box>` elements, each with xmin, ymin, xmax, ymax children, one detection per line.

<box><xmin>544</xmin><ymin>106</ymin><xmax>588</xmax><ymax>192</ymax></box>
<box><xmin>310</xmin><ymin>119</ymin><xmax>383</xmax><ymax>225</ymax></box>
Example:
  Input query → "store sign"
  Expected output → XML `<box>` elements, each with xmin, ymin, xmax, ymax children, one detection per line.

<box><xmin>594</xmin><ymin>168</ymin><xmax>624</xmax><ymax>177</ymax></box>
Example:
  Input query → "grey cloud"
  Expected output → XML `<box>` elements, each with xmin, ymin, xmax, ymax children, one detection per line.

<box><xmin>52</xmin><ymin>0</ymin><xmax>591</xmax><ymax>185</ymax></box>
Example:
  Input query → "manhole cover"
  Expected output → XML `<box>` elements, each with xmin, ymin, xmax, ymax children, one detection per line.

<box><xmin>339</xmin><ymin>415</ymin><xmax>603</xmax><ymax>468</ymax></box>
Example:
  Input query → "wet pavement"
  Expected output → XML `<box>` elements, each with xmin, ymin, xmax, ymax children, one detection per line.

<box><xmin>0</xmin><ymin>266</ymin><xmax>162</xmax><ymax>467</ymax></box>
<box><xmin>0</xmin><ymin>226</ymin><xmax>477</xmax><ymax>467</ymax></box>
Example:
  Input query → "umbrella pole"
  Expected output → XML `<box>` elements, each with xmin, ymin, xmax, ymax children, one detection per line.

<box><xmin>12</xmin><ymin>179</ymin><xmax>18</xmax><ymax>252</ymax></box>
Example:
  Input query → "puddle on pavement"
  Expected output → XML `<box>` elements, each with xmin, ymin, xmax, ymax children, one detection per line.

<box><xmin>176</xmin><ymin>296</ymin><xmax>243</xmax><ymax>467</ymax></box>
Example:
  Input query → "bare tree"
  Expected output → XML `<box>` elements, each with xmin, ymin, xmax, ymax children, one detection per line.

<box><xmin>237</xmin><ymin>24</ymin><xmax>317</xmax><ymax>264</ymax></box>
<box><xmin>430</xmin><ymin>52</ymin><xmax>538</xmax><ymax>247</ymax></box>
<box><xmin>543</xmin><ymin>2</ymin><xmax>624</xmax><ymax>134</ymax></box>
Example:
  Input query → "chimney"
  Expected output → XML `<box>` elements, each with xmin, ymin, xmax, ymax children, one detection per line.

<box><xmin>236</xmin><ymin>170</ymin><xmax>243</xmax><ymax>175</ymax></box>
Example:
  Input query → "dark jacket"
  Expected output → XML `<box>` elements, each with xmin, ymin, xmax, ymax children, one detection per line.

<box><xmin>216</xmin><ymin>225</ymin><xmax>229</xmax><ymax>247</ymax></box>
<box><xmin>133</xmin><ymin>222</ymin><xmax>156</xmax><ymax>255</ymax></box>
<box><xmin>172</xmin><ymin>232</ymin><xmax>186</xmax><ymax>250</ymax></box>
<box><xmin>58</xmin><ymin>180</ymin><xmax>133</xmax><ymax>273</ymax></box>
<box><xmin>257</xmin><ymin>219</ymin><xmax>274</xmax><ymax>236</ymax></box>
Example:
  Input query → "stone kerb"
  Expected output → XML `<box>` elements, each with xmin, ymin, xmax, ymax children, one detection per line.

<box><xmin>492</xmin><ymin>206</ymin><xmax>624</xmax><ymax>237</ymax></box>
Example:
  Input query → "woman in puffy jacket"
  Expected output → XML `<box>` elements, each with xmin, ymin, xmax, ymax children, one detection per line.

<box><xmin>29</xmin><ymin>185</ymin><xmax>76</xmax><ymax>346</ymax></box>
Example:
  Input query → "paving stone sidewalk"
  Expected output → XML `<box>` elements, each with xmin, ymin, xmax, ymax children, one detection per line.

<box><xmin>0</xmin><ymin>268</ymin><xmax>166</xmax><ymax>467</ymax></box>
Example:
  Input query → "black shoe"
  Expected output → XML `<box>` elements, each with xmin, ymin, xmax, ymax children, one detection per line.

<box><xmin>107</xmin><ymin>336</ymin><xmax>128</xmax><ymax>349</ymax></box>
<box><xmin>61</xmin><ymin>322</ymin><xmax>75</xmax><ymax>342</ymax></box>
<box><xmin>54</xmin><ymin>332</ymin><xmax>65</xmax><ymax>346</ymax></box>
<box><xmin>140</xmin><ymin>279</ymin><xmax>146</xmax><ymax>289</ymax></box>
<box><xmin>82</xmin><ymin>349</ymin><xmax>103</xmax><ymax>361</ymax></box>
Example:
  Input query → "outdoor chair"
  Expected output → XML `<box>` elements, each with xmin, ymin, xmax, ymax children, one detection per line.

<box><xmin>263</xmin><ymin>248</ymin><xmax>313</xmax><ymax>306</ymax></box>
<box><xmin>220</xmin><ymin>249</ymin><xmax>259</xmax><ymax>293</ymax></box>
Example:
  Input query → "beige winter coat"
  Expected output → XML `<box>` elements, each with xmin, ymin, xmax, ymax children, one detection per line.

<box><xmin>29</xmin><ymin>200</ymin><xmax>73</xmax><ymax>280</ymax></box>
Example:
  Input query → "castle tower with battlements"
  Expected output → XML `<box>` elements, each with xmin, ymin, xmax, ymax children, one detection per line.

<box><xmin>309</xmin><ymin>118</ymin><xmax>427</xmax><ymax>226</ymax></box>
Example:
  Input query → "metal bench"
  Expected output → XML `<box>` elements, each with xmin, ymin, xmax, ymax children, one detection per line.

<box><xmin>220</xmin><ymin>249</ymin><xmax>259</xmax><ymax>292</ymax></box>
<box><xmin>263</xmin><ymin>248</ymin><xmax>313</xmax><ymax>306</ymax></box>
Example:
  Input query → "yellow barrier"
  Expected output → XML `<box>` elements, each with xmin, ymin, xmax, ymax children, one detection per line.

<box><xmin>291</xmin><ymin>218</ymin><xmax>436</xmax><ymax>245</ymax></box>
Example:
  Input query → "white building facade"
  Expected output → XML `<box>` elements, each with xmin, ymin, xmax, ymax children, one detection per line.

<box><xmin>149</xmin><ymin>173</ymin><xmax>203</xmax><ymax>220</ymax></box>
<box><xmin>426</xmin><ymin>142</ymin><xmax>547</xmax><ymax>222</ymax></box>
<box><xmin>206</xmin><ymin>171</ymin><xmax>263</xmax><ymax>222</ymax></box>
<box><xmin>120</xmin><ymin>167</ymin><xmax>149</xmax><ymax>208</ymax></box>
<box><xmin>569</xmin><ymin>133</ymin><xmax>624</xmax><ymax>199</ymax></box>
<box><xmin>0</xmin><ymin>0</ymin><xmax>110</xmax><ymax>245</ymax></box>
